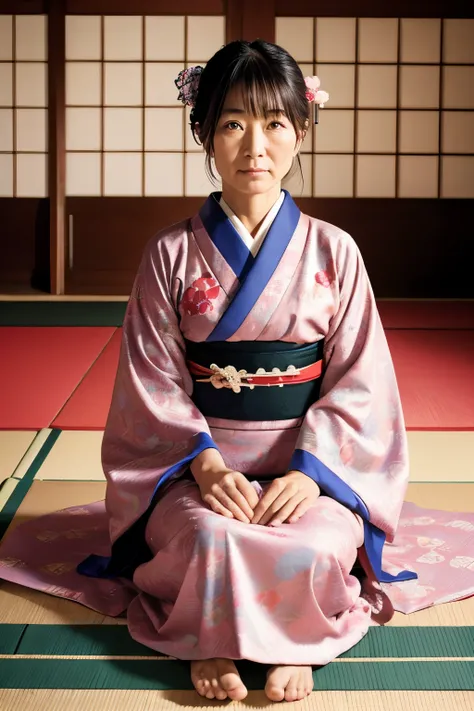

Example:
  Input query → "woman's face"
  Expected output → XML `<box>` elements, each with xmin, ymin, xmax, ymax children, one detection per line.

<box><xmin>212</xmin><ymin>85</ymin><xmax>303</xmax><ymax>197</ymax></box>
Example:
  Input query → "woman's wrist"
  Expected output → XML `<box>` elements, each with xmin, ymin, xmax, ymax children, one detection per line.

<box><xmin>190</xmin><ymin>447</ymin><xmax>226</xmax><ymax>482</ymax></box>
<box><xmin>285</xmin><ymin>469</ymin><xmax>321</xmax><ymax>495</ymax></box>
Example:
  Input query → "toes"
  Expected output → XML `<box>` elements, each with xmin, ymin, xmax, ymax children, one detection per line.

<box><xmin>266</xmin><ymin>667</ymin><xmax>313</xmax><ymax>702</ymax></box>
<box><xmin>216</xmin><ymin>660</ymin><xmax>248</xmax><ymax>701</ymax></box>
<box><xmin>195</xmin><ymin>680</ymin><xmax>208</xmax><ymax>697</ymax></box>
<box><xmin>299</xmin><ymin>669</ymin><xmax>314</xmax><ymax>699</ymax></box>
<box><xmin>222</xmin><ymin>679</ymin><xmax>248</xmax><ymax>701</ymax></box>
<box><xmin>284</xmin><ymin>682</ymin><xmax>299</xmax><ymax>702</ymax></box>
<box><xmin>205</xmin><ymin>680</ymin><xmax>216</xmax><ymax>700</ymax></box>
<box><xmin>296</xmin><ymin>685</ymin><xmax>307</xmax><ymax>701</ymax></box>
<box><xmin>210</xmin><ymin>678</ymin><xmax>226</xmax><ymax>701</ymax></box>
<box><xmin>266</xmin><ymin>685</ymin><xmax>285</xmax><ymax>702</ymax></box>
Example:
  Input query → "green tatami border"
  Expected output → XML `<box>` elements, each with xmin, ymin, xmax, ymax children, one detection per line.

<box><xmin>0</xmin><ymin>302</ymin><xmax>127</xmax><ymax>327</ymax></box>
<box><xmin>0</xmin><ymin>625</ymin><xmax>26</xmax><ymax>655</ymax></box>
<box><xmin>2</xmin><ymin>300</ymin><xmax>473</xmax><ymax>328</ymax></box>
<box><xmin>0</xmin><ymin>429</ymin><xmax>61</xmax><ymax>540</ymax></box>
<box><xmin>0</xmin><ymin>659</ymin><xmax>472</xmax><ymax>691</ymax></box>
<box><xmin>9</xmin><ymin>624</ymin><xmax>474</xmax><ymax>661</ymax></box>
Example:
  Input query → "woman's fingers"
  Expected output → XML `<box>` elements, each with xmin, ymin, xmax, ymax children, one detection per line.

<box><xmin>253</xmin><ymin>480</ymin><xmax>299</xmax><ymax>525</ymax></box>
<box><xmin>257</xmin><ymin>489</ymin><xmax>302</xmax><ymax>526</ymax></box>
<box><xmin>199</xmin><ymin>471</ymin><xmax>260</xmax><ymax>523</ymax></box>
<box><xmin>223</xmin><ymin>476</ymin><xmax>257</xmax><ymax>520</ymax></box>
<box><xmin>251</xmin><ymin>481</ymin><xmax>283</xmax><ymax>524</ymax></box>
<box><xmin>268</xmin><ymin>495</ymin><xmax>307</xmax><ymax>526</ymax></box>
<box><xmin>235</xmin><ymin>476</ymin><xmax>260</xmax><ymax>510</ymax></box>
<box><xmin>204</xmin><ymin>495</ymin><xmax>235</xmax><ymax>519</ymax></box>
<box><xmin>287</xmin><ymin>498</ymin><xmax>313</xmax><ymax>523</ymax></box>
<box><xmin>212</xmin><ymin>488</ymin><xmax>251</xmax><ymax>523</ymax></box>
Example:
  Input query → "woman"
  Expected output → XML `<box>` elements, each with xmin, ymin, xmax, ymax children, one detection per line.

<box><xmin>3</xmin><ymin>39</ymin><xmax>470</xmax><ymax>703</ymax></box>
<box><xmin>79</xmin><ymin>39</ymin><xmax>414</xmax><ymax>701</ymax></box>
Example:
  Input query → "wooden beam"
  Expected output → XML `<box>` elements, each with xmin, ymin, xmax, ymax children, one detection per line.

<box><xmin>275</xmin><ymin>0</ymin><xmax>474</xmax><ymax>18</ymax></box>
<box><xmin>0</xmin><ymin>1</ymin><xmax>45</xmax><ymax>12</ymax></box>
<box><xmin>242</xmin><ymin>0</ymin><xmax>275</xmax><ymax>42</ymax></box>
<box><xmin>47</xmin><ymin>0</ymin><xmax>66</xmax><ymax>294</ymax></box>
<box><xmin>66</xmin><ymin>0</ymin><xmax>224</xmax><ymax>13</ymax></box>
<box><xmin>226</xmin><ymin>0</ymin><xmax>243</xmax><ymax>42</ymax></box>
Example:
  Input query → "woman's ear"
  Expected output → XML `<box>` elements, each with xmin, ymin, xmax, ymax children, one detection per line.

<box><xmin>294</xmin><ymin>120</ymin><xmax>309</xmax><ymax>155</ymax></box>
<box><xmin>294</xmin><ymin>132</ymin><xmax>306</xmax><ymax>155</ymax></box>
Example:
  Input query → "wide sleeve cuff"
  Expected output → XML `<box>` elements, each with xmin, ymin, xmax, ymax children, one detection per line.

<box><xmin>290</xmin><ymin>448</ymin><xmax>417</xmax><ymax>584</ymax></box>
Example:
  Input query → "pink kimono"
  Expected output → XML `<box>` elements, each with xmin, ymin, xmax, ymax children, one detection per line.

<box><xmin>0</xmin><ymin>191</ymin><xmax>473</xmax><ymax>664</ymax></box>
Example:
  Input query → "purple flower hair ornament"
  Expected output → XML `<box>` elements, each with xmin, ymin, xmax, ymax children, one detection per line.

<box><xmin>175</xmin><ymin>66</ymin><xmax>204</xmax><ymax>108</ymax></box>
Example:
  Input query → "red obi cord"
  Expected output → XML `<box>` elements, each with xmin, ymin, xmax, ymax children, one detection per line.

<box><xmin>187</xmin><ymin>360</ymin><xmax>323</xmax><ymax>387</ymax></box>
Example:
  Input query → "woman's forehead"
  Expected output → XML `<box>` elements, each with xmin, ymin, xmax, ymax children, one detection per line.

<box><xmin>222</xmin><ymin>86</ymin><xmax>246</xmax><ymax>109</ymax></box>
<box><xmin>221</xmin><ymin>86</ymin><xmax>284</xmax><ymax>116</ymax></box>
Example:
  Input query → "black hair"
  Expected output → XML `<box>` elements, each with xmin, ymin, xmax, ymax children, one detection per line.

<box><xmin>191</xmin><ymin>40</ymin><xmax>309</xmax><ymax>184</ymax></box>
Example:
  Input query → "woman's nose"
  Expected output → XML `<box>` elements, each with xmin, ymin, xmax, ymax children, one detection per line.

<box><xmin>243</xmin><ymin>126</ymin><xmax>266</xmax><ymax>158</ymax></box>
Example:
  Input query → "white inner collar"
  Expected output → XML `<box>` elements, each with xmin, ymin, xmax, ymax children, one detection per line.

<box><xmin>219</xmin><ymin>191</ymin><xmax>285</xmax><ymax>257</ymax></box>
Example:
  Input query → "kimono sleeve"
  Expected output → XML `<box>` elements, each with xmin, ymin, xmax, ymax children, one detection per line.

<box><xmin>102</xmin><ymin>237</ymin><xmax>218</xmax><ymax>546</ymax></box>
<box><xmin>289</xmin><ymin>233</ymin><xmax>416</xmax><ymax>583</ymax></box>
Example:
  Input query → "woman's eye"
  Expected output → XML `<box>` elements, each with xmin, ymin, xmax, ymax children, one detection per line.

<box><xmin>226</xmin><ymin>121</ymin><xmax>242</xmax><ymax>130</ymax></box>
<box><xmin>269</xmin><ymin>121</ymin><xmax>284</xmax><ymax>129</ymax></box>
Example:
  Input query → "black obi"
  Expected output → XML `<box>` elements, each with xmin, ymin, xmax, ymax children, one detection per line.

<box><xmin>185</xmin><ymin>339</ymin><xmax>325</xmax><ymax>421</ymax></box>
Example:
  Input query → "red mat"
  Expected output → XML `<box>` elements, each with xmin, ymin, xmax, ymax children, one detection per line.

<box><xmin>0</xmin><ymin>327</ymin><xmax>116</xmax><ymax>430</ymax></box>
<box><xmin>378</xmin><ymin>300</ymin><xmax>474</xmax><ymax>329</ymax></box>
<box><xmin>48</xmin><ymin>327</ymin><xmax>474</xmax><ymax>432</ymax></box>
<box><xmin>387</xmin><ymin>330</ymin><xmax>474</xmax><ymax>430</ymax></box>
<box><xmin>52</xmin><ymin>329</ymin><xmax>122</xmax><ymax>430</ymax></box>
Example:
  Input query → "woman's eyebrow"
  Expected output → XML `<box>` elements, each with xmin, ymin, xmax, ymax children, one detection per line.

<box><xmin>221</xmin><ymin>108</ymin><xmax>287</xmax><ymax>116</ymax></box>
<box><xmin>221</xmin><ymin>108</ymin><xmax>246</xmax><ymax>115</ymax></box>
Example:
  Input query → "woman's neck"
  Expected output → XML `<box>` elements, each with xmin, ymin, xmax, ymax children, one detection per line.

<box><xmin>221</xmin><ymin>185</ymin><xmax>281</xmax><ymax>236</ymax></box>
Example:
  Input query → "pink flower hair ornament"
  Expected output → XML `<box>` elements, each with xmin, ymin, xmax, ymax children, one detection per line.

<box><xmin>304</xmin><ymin>76</ymin><xmax>329</xmax><ymax>124</ymax></box>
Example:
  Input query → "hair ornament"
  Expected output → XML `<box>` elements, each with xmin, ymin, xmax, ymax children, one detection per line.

<box><xmin>304</xmin><ymin>76</ymin><xmax>329</xmax><ymax>124</ymax></box>
<box><xmin>175</xmin><ymin>66</ymin><xmax>204</xmax><ymax>108</ymax></box>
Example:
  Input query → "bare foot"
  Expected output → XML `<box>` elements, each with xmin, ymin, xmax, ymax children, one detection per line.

<box><xmin>191</xmin><ymin>658</ymin><xmax>248</xmax><ymax>701</ymax></box>
<box><xmin>265</xmin><ymin>666</ymin><xmax>314</xmax><ymax>702</ymax></box>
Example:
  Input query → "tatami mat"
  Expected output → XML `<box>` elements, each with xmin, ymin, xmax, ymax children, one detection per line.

<box><xmin>386</xmin><ymin>330</ymin><xmax>474</xmax><ymax>431</ymax></box>
<box><xmin>405</xmin><ymin>483</ymin><xmax>474</xmax><ymax>510</ymax></box>
<box><xmin>0</xmin><ymin>582</ymin><xmax>118</xmax><ymax>624</ymax></box>
<box><xmin>12</xmin><ymin>429</ymin><xmax>473</xmax><ymax>485</ymax></box>
<box><xmin>407</xmin><ymin>432</ymin><xmax>474</xmax><ymax>482</ymax></box>
<box><xmin>0</xmin><ymin>690</ymin><xmax>472</xmax><ymax>711</ymax></box>
<box><xmin>4</xmin><ymin>480</ymin><xmax>105</xmax><ymax>534</ymax></box>
<box><xmin>0</xmin><ymin>431</ymin><xmax>36</xmax><ymax>484</ymax></box>
<box><xmin>52</xmin><ymin>329</ymin><xmax>121</xmax><ymax>431</ymax></box>
<box><xmin>33</xmin><ymin>431</ymin><xmax>105</xmax><ymax>481</ymax></box>
<box><xmin>0</xmin><ymin>327</ymin><xmax>116</xmax><ymax>429</ymax></box>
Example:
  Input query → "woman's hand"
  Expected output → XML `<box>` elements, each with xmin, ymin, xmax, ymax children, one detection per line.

<box><xmin>191</xmin><ymin>448</ymin><xmax>260</xmax><ymax>523</ymax></box>
<box><xmin>251</xmin><ymin>470</ymin><xmax>320</xmax><ymax>527</ymax></box>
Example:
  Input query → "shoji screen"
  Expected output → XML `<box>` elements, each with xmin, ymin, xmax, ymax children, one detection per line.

<box><xmin>65</xmin><ymin>14</ymin><xmax>225</xmax><ymax>198</ymax></box>
<box><xmin>0</xmin><ymin>14</ymin><xmax>48</xmax><ymax>198</ymax></box>
<box><xmin>275</xmin><ymin>17</ymin><xmax>474</xmax><ymax>199</ymax></box>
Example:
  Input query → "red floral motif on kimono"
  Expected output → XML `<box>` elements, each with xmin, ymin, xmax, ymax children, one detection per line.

<box><xmin>181</xmin><ymin>274</ymin><xmax>220</xmax><ymax>315</ymax></box>
<box><xmin>315</xmin><ymin>268</ymin><xmax>334</xmax><ymax>288</ymax></box>
<box><xmin>256</xmin><ymin>589</ymin><xmax>282</xmax><ymax>611</ymax></box>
